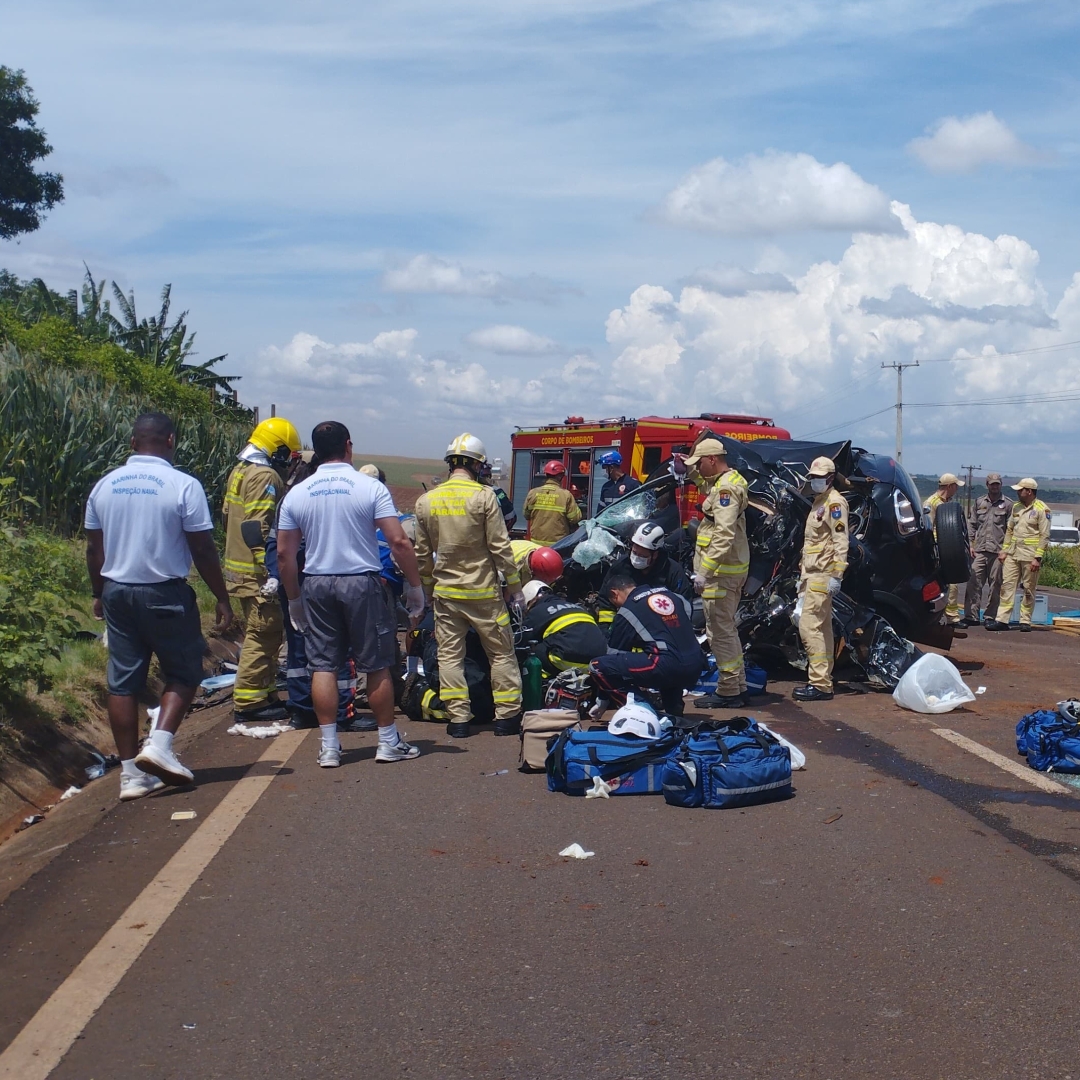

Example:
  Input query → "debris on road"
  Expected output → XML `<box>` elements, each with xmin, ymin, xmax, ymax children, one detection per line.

<box><xmin>559</xmin><ymin>843</ymin><xmax>595</xmax><ymax>859</ymax></box>
<box><xmin>171</xmin><ymin>811</ymin><xmax>197</xmax><ymax>821</ymax></box>
<box><xmin>200</xmin><ymin>673</ymin><xmax>236</xmax><ymax>692</ymax></box>
<box><xmin>585</xmin><ymin>776</ymin><xmax>613</xmax><ymax>799</ymax></box>
<box><xmin>480</xmin><ymin>769</ymin><xmax>509</xmax><ymax>777</ymax></box>
<box><xmin>226</xmin><ymin>721</ymin><xmax>291</xmax><ymax>739</ymax></box>
<box><xmin>893</xmin><ymin>653</ymin><xmax>976</xmax><ymax>713</ymax></box>
<box><xmin>60</xmin><ymin>785</ymin><xmax>82</xmax><ymax>800</ymax></box>
<box><xmin>18</xmin><ymin>814</ymin><xmax>44</xmax><ymax>831</ymax></box>
<box><xmin>759</xmin><ymin>722</ymin><xmax>806</xmax><ymax>770</ymax></box>
<box><xmin>823</xmin><ymin>813</ymin><xmax>843</xmax><ymax>824</ymax></box>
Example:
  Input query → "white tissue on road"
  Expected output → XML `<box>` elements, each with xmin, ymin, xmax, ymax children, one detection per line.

<box><xmin>60</xmin><ymin>785</ymin><xmax>82</xmax><ymax>800</ymax></box>
<box><xmin>976</xmin><ymin>687</ymin><xmax>987</xmax><ymax>695</ymax></box>
<box><xmin>227</xmin><ymin>722</ymin><xmax>292</xmax><ymax>739</ymax></box>
<box><xmin>559</xmin><ymin>843</ymin><xmax>595</xmax><ymax>859</ymax></box>
<box><xmin>584</xmin><ymin>776</ymin><xmax>612</xmax><ymax>799</ymax></box>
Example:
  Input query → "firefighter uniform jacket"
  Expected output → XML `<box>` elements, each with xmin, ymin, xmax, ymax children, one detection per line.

<box><xmin>223</xmin><ymin>460</ymin><xmax>285</xmax><ymax>599</ymax></box>
<box><xmin>414</xmin><ymin>476</ymin><xmax>521</xmax><ymax>602</ymax></box>
<box><xmin>698</xmin><ymin>468</ymin><xmax>749</xmax><ymax>600</ymax></box>
<box><xmin>800</xmin><ymin>489</ymin><xmax>849</xmax><ymax>579</ymax></box>
<box><xmin>968</xmin><ymin>493</ymin><xmax>1013</xmax><ymax>554</ymax></box>
<box><xmin>609</xmin><ymin>585</ymin><xmax>698</xmax><ymax>661</ymax></box>
<box><xmin>598</xmin><ymin>473</ymin><xmax>641</xmax><ymax>510</ymax></box>
<box><xmin>525</xmin><ymin>596</ymin><xmax>606</xmax><ymax>671</ymax></box>
<box><xmin>1001</xmin><ymin>498</ymin><xmax>1051</xmax><ymax>561</ymax></box>
<box><xmin>597</xmin><ymin>553</ymin><xmax>694</xmax><ymax>626</ymax></box>
<box><xmin>523</xmin><ymin>479</ymin><xmax>582</xmax><ymax>544</ymax></box>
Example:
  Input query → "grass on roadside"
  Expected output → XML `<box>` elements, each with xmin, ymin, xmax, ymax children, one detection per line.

<box><xmin>1039</xmin><ymin>546</ymin><xmax>1080</xmax><ymax>590</ymax></box>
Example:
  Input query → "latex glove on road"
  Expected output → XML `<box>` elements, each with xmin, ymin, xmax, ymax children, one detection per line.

<box><xmin>826</xmin><ymin>577</ymin><xmax>842</xmax><ymax>596</ymax></box>
<box><xmin>691</xmin><ymin>573</ymin><xmax>706</xmax><ymax>596</ymax></box>
<box><xmin>287</xmin><ymin>598</ymin><xmax>309</xmax><ymax>634</ymax></box>
<box><xmin>404</xmin><ymin>585</ymin><xmax>426</xmax><ymax>622</ymax></box>
<box><xmin>508</xmin><ymin>590</ymin><xmax>527</xmax><ymax>621</ymax></box>
<box><xmin>259</xmin><ymin>576</ymin><xmax>280</xmax><ymax>600</ymax></box>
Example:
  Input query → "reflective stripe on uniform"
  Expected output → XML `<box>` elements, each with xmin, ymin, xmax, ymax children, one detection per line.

<box><xmin>286</xmin><ymin>667</ymin><xmax>308</xmax><ymax>679</ymax></box>
<box><xmin>421</xmin><ymin>689</ymin><xmax>448</xmax><ymax>720</ymax></box>
<box><xmin>433</xmin><ymin>584</ymin><xmax>501</xmax><ymax>601</ymax></box>
<box><xmin>495</xmin><ymin>609</ymin><xmax>511</xmax><ymax>627</ymax></box>
<box><xmin>440</xmin><ymin>686</ymin><xmax>469</xmax><ymax>701</ymax></box>
<box><xmin>547</xmin><ymin>652</ymin><xmax>590</xmax><ymax>672</ymax></box>
<box><xmin>700</xmin><ymin>557</ymin><xmax>750</xmax><ymax>575</ymax></box>
<box><xmin>544</xmin><ymin>612</ymin><xmax>595</xmax><ymax>637</ymax></box>
<box><xmin>597</xmin><ymin>609</ymin><xmax>615</xmax><ymax>624</ymax></box>
<box><xmin>492</xmin><ymin>689</ymin><xmax>521</xmax><ymax>703</ymax></box>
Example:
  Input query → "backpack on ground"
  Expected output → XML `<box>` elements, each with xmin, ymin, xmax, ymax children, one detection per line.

<box><xmin>661</xmin><ymin>717</ymin><xmax>792</xmax><ymax>809</ymax></box>
<box><xmin>1016</xmin><ymin>709</ymin><xmax>1080</xmax><ymax>773</ymax></box>
<box><xmin>545</xmin><ymin>727</ymin><xmax>681</xmax><ymax>795</ymax></box>
<box><xmin>519</xmin><ymin>709</ymin><xmax>582</xmax><ymax>772</ymax></box>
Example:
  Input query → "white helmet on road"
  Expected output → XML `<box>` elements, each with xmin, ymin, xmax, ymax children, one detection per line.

<box><xmin>607</xmin><ymin>695</ymin><xmax>665</xmax><ymax>739</ymax></box>
<box><xmin>445</xmin><ymin>433</ymin><xmax>487</xmax><ymax>464</ymax></box>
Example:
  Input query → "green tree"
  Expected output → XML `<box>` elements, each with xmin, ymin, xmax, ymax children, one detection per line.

<box><xmin>0</xmin><ymin>67</ymin><xmax>64</xmax><ymax>241</ymax></box>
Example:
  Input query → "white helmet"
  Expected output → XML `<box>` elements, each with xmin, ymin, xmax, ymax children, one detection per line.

<box><xmin>445</xmin><ymin>433</ymin><xmax>487</xmax><ymax>464</ymax></box>
<box><xmin>631</xmin><ymin>521</ymin><xmax>666</xmax><ymax>551</ymax></box>
<box><xmin>521</xmin><ymin>580</ymin><xmax>550</xmax><ymax>606</ymax></box>
<box><xmin>607</xmin><ymin>695</ymin><xmax>664</xmax><ymax>739</ymax></box>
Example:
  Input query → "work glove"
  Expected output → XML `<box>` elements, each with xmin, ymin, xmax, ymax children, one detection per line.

<box><xmin>691</xmin><ymin>573</ymin><xmax>706</xmax><ymax>595</ymax></box>
<box><xmin>288</xmin><ymin>597</ymin><xmax>309</xmax><ymax>634</ymax></box>
<box><xmin>259</xmin><ymin>576</ymin><xmax>280</xmax><ymax>600</ymax></box>
<box><xmin>508</xmin><ymin>590</ymin><xmax>526</xmax><ymax>621</ymax></box>
<box><xmin>404</xmin><ymin>584</ymin><xmax>426</xmax><ymax>622</ymax></box>
<box><xmin>826</xmin><ymin>577</ymin><xmax>842</xmax><ymax>596</ymax></box>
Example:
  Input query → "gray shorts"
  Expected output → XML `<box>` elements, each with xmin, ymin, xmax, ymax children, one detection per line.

<box><xmin>101</xmin><ymin>579</ymin><xmax>206</xmax><ymax>695</ymax></box>
<box><xmin>302</xmin><ymin>573</ymin><xmax>396</xmax><ymax>673</ymax></box>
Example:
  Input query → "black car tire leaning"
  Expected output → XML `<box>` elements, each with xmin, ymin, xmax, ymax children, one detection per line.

<box><xmin>934</xmin><ymin>501</ymin><xmax>971</xmax><ymax>585</ymax></box>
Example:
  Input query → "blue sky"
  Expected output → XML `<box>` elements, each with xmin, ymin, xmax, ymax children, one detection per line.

<box><xmin>4</xmin><ymin>0</ymin><xmax>1080</xmax><ymax>475</ymax></box>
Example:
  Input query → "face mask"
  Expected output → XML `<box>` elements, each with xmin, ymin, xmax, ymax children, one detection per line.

<box><xmin>629</xmin><ymin>553</ymin><xmax>651</xmax><ymax>570</ymax></box>
<box><xmin>811</xmin><ymin>477</ymin><xmax>829</xmax><ymax>494</ymax></box>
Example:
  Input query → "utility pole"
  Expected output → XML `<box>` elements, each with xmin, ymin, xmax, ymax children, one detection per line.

<box><xmin>961</xmin><ymin>464</ymin><xmax>981</xmax><ymax>517</ymax></box>
<box><xmin>881</xmin><ymin>360</ymin><xmax>919</xmax><ymax>463</ymax></box>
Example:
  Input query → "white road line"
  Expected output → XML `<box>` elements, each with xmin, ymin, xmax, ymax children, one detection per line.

<box><xmin>931</xmin><ymin>728</ymin><xmax>1075</xmax><ymax>795</ymax></box>
<box><xmin>0</xmin><ymin>728</ymin><xmax>307</xmax><ymax>1080</ymax></box>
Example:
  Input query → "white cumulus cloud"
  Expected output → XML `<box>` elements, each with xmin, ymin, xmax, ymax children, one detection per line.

<box><xmin>258</xmin><ymin>328</ymin><xmax>419</xmax><ymax>388</ymax></box>
<box><xmin>464</xmin><ymin>324</ymin><xmax>559</xmax><ymax>355</ymax></box>
<box><xmin>907</xmin><ymin>112</ymin><xmax>1041</xmax><ymax>173</ymax></box>
<box><xmin>381</xmin><ymin>254</ymin><xmax>576</xmax><ymax>304</ymax></box>
<box><xmin>657</xmin><ymin>151</ymin><xmax>900</xmax><ymax>235</ymax></box>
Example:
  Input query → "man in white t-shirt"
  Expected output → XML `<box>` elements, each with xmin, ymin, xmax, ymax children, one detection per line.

<box><xmin>277</xmin><ymin>421</ymin><xmax>426</xmax><ymax>768</ymax></box>
<box><xmin>85</xmin><ymin>413</ymin><xmax>235</xmax><ymax>801</ymax></box>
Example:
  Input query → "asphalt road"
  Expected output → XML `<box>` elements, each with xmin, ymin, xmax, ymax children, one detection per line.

<box><xmin>3</xmin><ymin>623</ymin><xmax>1080</xmax><ymax>1079</ymax></box>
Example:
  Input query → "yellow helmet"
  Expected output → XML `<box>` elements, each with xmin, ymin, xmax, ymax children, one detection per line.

<box><xmin>250</xmin><ymin>417</ymin><xmax>301</xmax><ymax>458</ymax></box>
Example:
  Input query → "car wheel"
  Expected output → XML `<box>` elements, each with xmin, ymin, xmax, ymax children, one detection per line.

<box><xmin>935</xmin><ymin>501</ymin><xmax>970</xmax><ymax>584</ymax></box>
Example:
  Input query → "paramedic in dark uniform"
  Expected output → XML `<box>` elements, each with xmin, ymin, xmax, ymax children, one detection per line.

<box><xmin>589</xmin><ymin>573</ymin><xmax>704</xmax><ymax>718</ymax></box>
<box><xmin>597</xmin><ymin>451</ymin><xmax>641</xmax><ymax>510</ymax></box>
<box><xmin>596</xmin><ymin>521</ymin><xmax>693</xmax><ymax>630</ymax></box>
<box><xmin>521</xmin><ymin>581</ymin><xmax>607</xmax><ymax>675</ymax></box>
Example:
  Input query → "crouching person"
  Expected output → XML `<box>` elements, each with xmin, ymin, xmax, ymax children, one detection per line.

<box><xmin>522</xmin><ymin>580</ymin><xmax>607</xmax><ymax>675</ymax></box>
<box><xmin>589</xmin><ymin>574</ymin><xmax>703</xmax><ymax>719</ymax></box>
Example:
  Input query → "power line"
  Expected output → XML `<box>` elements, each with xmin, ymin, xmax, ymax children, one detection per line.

<box><xmin>797</xmin><ymin>405</ymin><xmax>895</xmax><ymax>440</ymax></box>
<box><xmin>921</xmin><ymin>339</ymin><xmax>1080</xmax><ymax>364</ymax></box>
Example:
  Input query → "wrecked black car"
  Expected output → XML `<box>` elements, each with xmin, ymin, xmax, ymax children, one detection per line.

<box><xmin>551</xmin><ymin>436</ymin><xmax>969</xmax><ymax>689</ymax></box>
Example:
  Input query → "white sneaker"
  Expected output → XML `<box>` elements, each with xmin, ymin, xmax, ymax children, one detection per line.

<box><xmin>318</xmin><ymin>745</ymin><xmax>342</xmax><ymax>768</ymax></box>
<box><xmin>135</xmin><ymin>742</ymin><xmax>194</xmax><ymax>786</ymax></box>
<box><xmin>119</xmin><ymin>772</ymin><xmax>165</xmax><ymax>801</ymax></box>
<box><xmin>375</xmin><ymin>736</ymin><xmax>420</xmax><ymax>763</ymax></box>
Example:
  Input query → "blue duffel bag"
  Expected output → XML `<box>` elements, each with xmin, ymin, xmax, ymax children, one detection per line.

<box><xmin>1016</xmin><ymin>709</ymin><xmax>1080</xmax><ymax>773</ymax></box>
<box><xmin>661</xmin><ymin>718</ymin><xmax>792</xmax><ymax>809</ymax></box>
<box><xmin>546</xmin><ymin>728</ymin><xmax>681</xmax><ymax>795</ymax></box>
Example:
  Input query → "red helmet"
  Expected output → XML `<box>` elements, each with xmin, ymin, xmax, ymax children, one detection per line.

<box><xmin>528</xmin><ymin>546</ymin><xmax>564</xmax><ymax>584</ymax></box>
<box><xmin>543</xmin><ymin>460</ymin><xmax>566</xmax><ymax>477</ymax></box>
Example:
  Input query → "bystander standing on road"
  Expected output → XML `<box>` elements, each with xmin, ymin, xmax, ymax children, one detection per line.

<box><xmin>84</xmin><ymin>413</ymin><xmax>234</xmax><ymax>800</ymax></box>
<box><xmin>988</xmin><ymin>478</ymin><xmax>1051</xmax><ymax>633</ymax></box>
<box><xmin>276</xmin><ymin>422</ymin><xmax>426</xmax><ymax>768</ymax></box>
<box><xmin>963</xmin><ymin>472</ymin><xmax>1012</xmax><ymax>628</ymax></box>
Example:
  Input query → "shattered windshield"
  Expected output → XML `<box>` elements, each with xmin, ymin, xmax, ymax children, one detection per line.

<box><xmin>593</xmin><ymin>481</ymin><xmax>661</xmax><ymax>538</ymax></box>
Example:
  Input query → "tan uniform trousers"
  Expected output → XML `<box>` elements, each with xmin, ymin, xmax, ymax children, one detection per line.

<box><xmin>799</xmin><ymin>575</ymin><xmax>835</xmax><ymax>692</ymax></box>
<box><xmin>234</xmin><ymin>595</ymin><xmax>284</xmax><ymax>709</ymax></box>
<box><xmin>995</xmin><ymin>556</ymin><xmax>1041</xmax><ymax>626</ymax></box>
<box><xmin>703</xmin><ymin>572</ymin><xmax>747</xmax><ymax>697</ymax></box>
<box><xmin>964</xmin><ymin>552</ymin><xmax>1004</xmax><ymax>623</ymax></box>
<box><xmin>434</xmin><ymin>596</ymin><xmax>522</xmax><ymax>724</ymax></box>
<box><xmin>945</xmin><ymin>584</ymin><xmax>960</xmax><ymax>623</ymax></box>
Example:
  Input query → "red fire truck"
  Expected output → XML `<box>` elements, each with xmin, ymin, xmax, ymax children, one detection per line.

<box><xmin>507</xmin><ymin>413</ymin><xmax>791</xmax><ymax>529</ymax></box>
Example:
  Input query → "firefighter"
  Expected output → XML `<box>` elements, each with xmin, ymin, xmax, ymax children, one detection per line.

<box><xmin>589</xmin><ymin>575</ymin><xmax>703</xmax><ymax>718</ymax></box>
<box><xmin>987</xmin><ymin>478</ymin><xmax>1051</xmax><ymax>632</ymax></box>
<box><xmin>523</xmin><ymin>460</ymin><xmax>582</xmax><ymax>544</ymax></box>
<box><xmin>597</xmin><ymin>521</ymin><xmax>693</xmax><ymax>629</ymax></box>
<box><xmin>477</xmin><ymin>461</ymin><xmax>517</xmax><ymax>531</ymax></box>
<box><xmin>924</xmin><ymin>472</ymin><xmax>964</xmax><ymax>626</ymax></box>
<box><xmin>510</xmin><ymin>539</ymin><xmax>564</xmax><ymax>587</ymax></box>
<box><xmin>683</xmin><ymin>436</ymin><xmax>728</xmax><ymax>575</ymax></box>
<box><xmin>522</xmin><ymin>580</ymin><xmax>607</xmax><ymax>675</ymax></box>
<box><xmin>686</xmin><ymin>440</ymin><xmax>750</xmax><ymax>709</ymax></box>
<box><xmin>793</xmin><ymin>456</ymin><xmax>849</xmax><ymax>702</ymax></box>
<box><xmin>223</xmin><ymin>416</ymin><xmax>300</xmax><ymax>721</ymax></box>
<box><xmin>414</xmin><ymin>434</ymin><xmax>526</xmax><ymax>738</ymax></box>
<box><xmin>597</xmin><ymin>451</ymin><xmax>641</xmax><ymax>510</ymax></box>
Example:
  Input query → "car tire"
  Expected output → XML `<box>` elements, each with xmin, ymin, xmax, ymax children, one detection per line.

<box><xmin>935</xmin><ymin>501</ymin><xmax>970</xmax><ymax>585</ymax></box>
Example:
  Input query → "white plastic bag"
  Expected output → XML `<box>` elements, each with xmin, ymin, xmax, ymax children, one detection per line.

<box><xmin>791</xmin><ymin>595</ymin><xmax>803</xmax><ymax>629</ymax></box>
<box><xmin>758</xmin><ymin>722</ymin><xmax>806</xmax><ymax>770</ymax></box>
<box><xmin>892</xmin><ymin>652</ymin><xmax>975</xmax><ymax>714</ymax></box>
